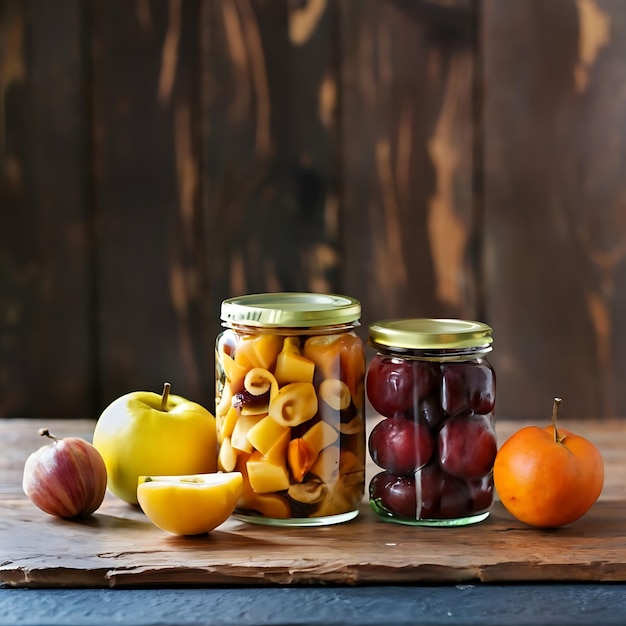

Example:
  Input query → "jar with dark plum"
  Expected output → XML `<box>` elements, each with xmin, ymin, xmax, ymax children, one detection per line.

<box><xmin>216</xmin><ymin>293</ymin><xmax>366</xmax><ymax>526</ymax></box>
<box><xmin>366</xmin><ymin>319</ymin><xmax>496</xmax><ymax>526</ymax></box>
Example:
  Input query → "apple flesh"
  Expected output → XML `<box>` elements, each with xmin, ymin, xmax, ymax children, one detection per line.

<box><xmin>22</xmin><ymin>429</ymin><xmax>108</xmax><ymax>518</ymax></box>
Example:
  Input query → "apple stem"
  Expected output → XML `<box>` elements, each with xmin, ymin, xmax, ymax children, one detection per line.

<box><xmin>38</xmin><ymin>428</ymin><xmax>59</xmax><ymax>441</ymax></box>
<box><xmin>552</xmin><ymin>397</ymin><xmax>563</xmax><ymax>443</ymax></box>
<box><xmin>161</xmin><ymin>382</ymin><xmax>172</xmax><ymax>411</ymax></box>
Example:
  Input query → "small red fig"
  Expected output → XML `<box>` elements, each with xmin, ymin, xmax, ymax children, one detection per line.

<box><xmin>22</xmin><ymin>429</ymin><xmax>108</xmax><ymax>518</ymax></box>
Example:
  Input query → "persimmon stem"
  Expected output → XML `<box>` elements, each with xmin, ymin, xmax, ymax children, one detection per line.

<box><xmin>552</xmin><ymin>397</ymin><xmax>562</xmax><ymax>443</ymax></box>
<box><xmin>161</xmin><ymin>382</ymin><xmax>171</xmax><ymax>411</ymax></box>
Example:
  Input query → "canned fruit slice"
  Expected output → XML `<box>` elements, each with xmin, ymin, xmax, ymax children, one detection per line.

<box><xmin>233</xmin><ymin>390</ymin><xmax>270</xmax><ymax>416</ymax></box>
<box><xmin>309</xmin><ymin>445</ymin><xmax>340</xmax><ymax>484</ymax></box>
<box><xmin>137</xmin><ymin>472</ymin><xmax>243</xmax><ymax>535</ymax></box>
<box><xmin>232</xmin><ymin>368</ymin><xmax>278</xmax><ymax>416</ymax></box>
<box><xmin>234</xmin><ymin>334</ymin><xmax>283</xmax><ymax>372</ymax></box>
<box><xmin>246</xmin><ymin>451</ymin><xmax>291</xmax><ymax>493</ymax></box>
<box><xmin>319</xmin><ymin>379</ymin><xmax>351</xmax><ymax>411</ymax></box>
<box><xmin>368</xmin><ymin>417</ymin><xmax>433</xmax><ymax>475</ymax></box>
<box><xmin>231</xmin><ymin>414</ymin><xmax>265</xmax><ymax>453</ymax></box>
<box><xmin>220</xmin><ymin>353</ymin><xmax>248</xmax><ymax>394</ymax></box>
<box><xmin>304</xmin><ymin>333</ymin><xmax>365</xmax><ymax>401</ymax></box>
<box><xmin>301</xmin><ymin>421</ymin><xmax>339</xmax><ymax>456</ymax></box>
<box><xmin>239</xmin><ymin>487</ymin><xmax>291</xmax><ymax>519</ymax></box>
<box><xmin>218</xmin><ymin>436</ymin><xmax>237</xmax><ymax>472</ymax></box>
<box><xmin>269</xmin><ymin>382</ymin><xmax>318</xmax><ymax>427</ymax></box>
<box><xmin>315</xmin><ymin>450</ymin><xmax>365</xmax><ymax>517</ymax></box>
<box><xmin>288</xmin><ymin>438</ymin><xmax>318</xmax><ymax>482</ymax></box>
<box><xmin>246</xmin><ymin>416</ymin><xmax>290</xmax><ymax>457</ymax></box>
<box><xmin>318</xmin><ymin>379</ymin><xmax>359</xmax><ymax>430</ymax></box>
<box><xmin>217</xmin><ymin>405</ymin><xmax>239</xmax><ymax>444</ymax></box>
<box><xmin>264</xmin><ymin>429</ymin><xmax>291</xmax><ymax>464</ymax></box>
<box><xmin>275</xmin><ymin>351</ymin><xmax>315</xmax><ymax>385</ymax></box>
<box><xmin>234</xmin><ymin>445</ymin><xmax>287</xmax><ymax>520</ymax></box>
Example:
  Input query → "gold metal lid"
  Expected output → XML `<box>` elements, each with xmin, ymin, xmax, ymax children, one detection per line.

<box><xmin>369</xmin><ymin>318</ymin><xmax>493</xmax><ymax>351</ymax></box>
<box><xmin>221</xmin><ymin>292</ymin><xmax>361</xmax><ymax>328</ymax></box>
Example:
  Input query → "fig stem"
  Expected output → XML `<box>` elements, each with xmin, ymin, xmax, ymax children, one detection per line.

<box><xmin>38</xmin><ymin>428</ymin><xmax>59</xmax><ymax>441</ymax></box>
<box><xmin>161</xmin><ymin>382</ymin><xmax>171</xmax><ymax>411</ymax></box>
<box><xmin>552</xmin><ymin>397</ymin><xmax>563</xmax><ymax>443</ymax></box>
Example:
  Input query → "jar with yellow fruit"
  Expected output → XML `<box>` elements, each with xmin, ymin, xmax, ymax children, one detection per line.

<box><xmin>215</xmin><ymin>292</ymin><xmax>366</xmax><ymax>526</ymax></box>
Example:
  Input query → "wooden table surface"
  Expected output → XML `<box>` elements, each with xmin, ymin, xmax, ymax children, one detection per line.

<box><xmin>2</xmin><ymin>418</ymin><xmax>625</xmax><ymax>589</ymax></box>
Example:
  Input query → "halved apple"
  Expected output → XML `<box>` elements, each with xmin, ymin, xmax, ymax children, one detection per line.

<box><xmin>137</xmin><ymin>472</ymin><xmax>243</xmax><ymax>535</ymax></box>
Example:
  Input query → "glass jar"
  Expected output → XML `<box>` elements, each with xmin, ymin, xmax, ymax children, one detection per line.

<box><xmin>215</xmin><ymin>292</ymin><xmax>366</xmax><ymax>526</ymax></box>
<box><xmin>366</xmin><ymin>319</ymin><xmax>496</xmax><ymax>526</ymax></box>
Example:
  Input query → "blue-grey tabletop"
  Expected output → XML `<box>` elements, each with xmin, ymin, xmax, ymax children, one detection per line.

<box><xmin>2</xmin><ymin>584</ymin><xmax>626</xmax><ymax>626</ymax></box>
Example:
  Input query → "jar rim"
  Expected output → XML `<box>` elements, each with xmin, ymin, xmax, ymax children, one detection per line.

<box><xmin>221</xmin><ymin>292</ymin><xmax>361</xmax><ymax>328</ymax></box>
<box><xmin>368</xmin><ymin>318</ymin><xmax>493</xmax><ymax>351</ymax></box>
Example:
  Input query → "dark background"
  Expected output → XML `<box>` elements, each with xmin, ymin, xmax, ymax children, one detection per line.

<box><xmin>1</xmin><ymin>0</ymin><xmax>625</xmax><ymax>422</ymax></box>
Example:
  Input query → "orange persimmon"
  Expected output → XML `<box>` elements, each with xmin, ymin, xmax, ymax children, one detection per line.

<box><xmin>493</xmin><ymin>398</ymin><xmax>604</xmax><ymax>528</ymax></box>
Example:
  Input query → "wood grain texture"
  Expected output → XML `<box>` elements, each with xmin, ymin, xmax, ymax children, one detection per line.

<box><xmin>199</xmin><ymin>0</ymin><xmax>341</xmax><ymax>316</ymax></box>
<box><xmin>483</xmin><ymin>0</ymin><xmax>626</xmax><ymax>419</ymax></box>
<box><xmin>0</xmin><ymin>0</ymin><xmax>93</xmax><ymax>419</ymax></box>
<box><xmin>2</xmin><ymin>418</ymin><xmax>625</xmax><ymax>588</ymax></box>
<box><xmin>340</xmin><ymin>0</ymin><xmax>478</xmax><ymax>330</ymax></box>
<box><xmin>2</xmin><ymin>1</ymin><xmax>626</xmax><ymax>421</ymax></box>
<box><xmin>91</xmin><ymin>0</ymin><xmax>211</xmax><ymax>407</ymax></box>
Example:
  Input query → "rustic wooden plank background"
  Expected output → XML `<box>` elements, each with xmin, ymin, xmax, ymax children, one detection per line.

<box><xmin>1</xmin><ymin>0</ymin><xmax>626</xmax><ymax>422</ymax></box>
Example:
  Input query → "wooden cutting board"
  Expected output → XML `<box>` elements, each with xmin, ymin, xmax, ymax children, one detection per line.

<box><xmin>2</xmin><ymin>418</ymin><xmax>626</xmax><ymax>588</ymax></box>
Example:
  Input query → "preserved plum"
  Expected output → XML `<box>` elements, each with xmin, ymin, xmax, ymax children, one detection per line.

<box><xmin>419</xmin><ymin>463</ymin><xmax>473</xmax><ymax>520</ymax></box>
<box><xmin>442</xmin><ymin>361</ymin><xmax>495</xmax><ymax>416</ymax></box>
<box><xmin>369</xmin><ymin>471</ymin><xmax>417</xmax><ymax>519</ymax></box>
<box><xmin>418</xmin><ymin>395</ymin><xmax>446</xmax><ymax>429</ymax></box>
<box><xmin>368</xmin><ymin>417</ymin><xmax>433</xmax><ymax>475</ymax></box>
<box><xmin>366</xmin><ymin>357</ymin><xmax>438</xmax><ymax>418</ymax></box>
<box><xmin>366</xmin><ymin>357</ymin><xmax>415</xmax><ymax>417</ymax></box>
<box><xmin>438</xmin><ymin>413</ymin><xmax>497</xmax><ymax>480</ymax></box>
<box><xmin>467</xmin><ymin>475</ymin><xmax>494</xmax><ymax>513</ymax></box>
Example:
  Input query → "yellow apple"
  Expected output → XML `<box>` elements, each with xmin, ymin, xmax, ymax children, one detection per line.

<box><xmin>93</xmin><ymin>383</ymin><xmax>217</xmax><ymax>504</ymax></box>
